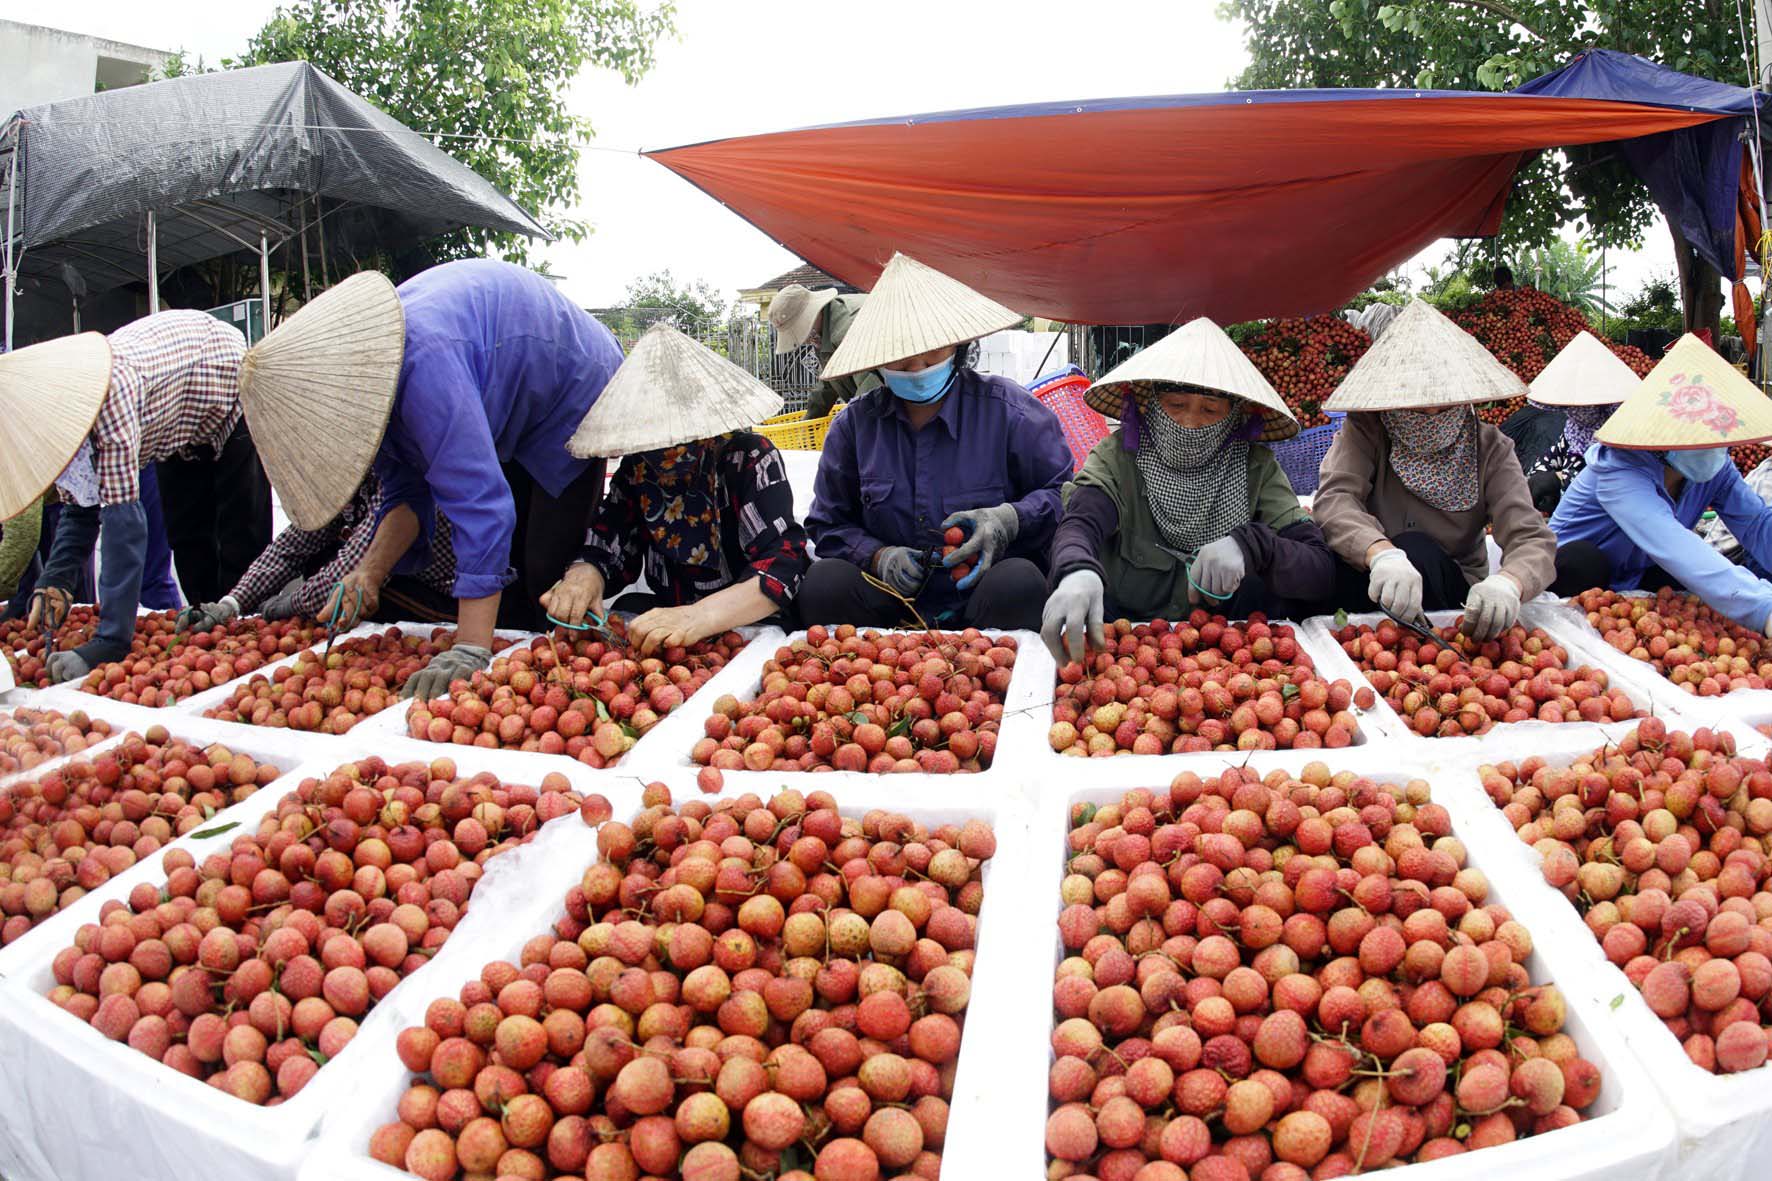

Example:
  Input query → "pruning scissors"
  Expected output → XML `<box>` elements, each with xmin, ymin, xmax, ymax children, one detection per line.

<box><xmin>547</xmin><ymin>609</ymin><xmax>619</xmax><ymax>644</ymax></box>
<box><xmin>1380</xmin><ymin>604</ymin><xmax>1440</xmax><ymax>646</ymax></box>
<box><xmin>31</xmin><ymin>588</ymin><xmax>68</xmax><ymax>661</ymax></box>
<box><xmin>322</xmin><ymin>585</ymin><xmax>363</xmax><ymax>662</ymax></box>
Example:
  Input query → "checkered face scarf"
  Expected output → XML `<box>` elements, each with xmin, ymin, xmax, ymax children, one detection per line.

<box><xmin>1381</xmin><ymin>407</ymin><xmax>1480</xmax><ymax>512</ymax></box>
<box><xmin>1134</xmin><ymin>405</ymin><xmax>1252</xmax><ymax>557</ymax></box>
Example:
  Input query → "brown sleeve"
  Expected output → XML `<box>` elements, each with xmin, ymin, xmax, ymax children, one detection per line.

<box><xmin>1311</xmin><ymin>414</ymin><xmax>1388</xmax><ymax>568</ymax></box>
<box><xmin>1480</xmin><ymin>425</ymin><xmax>1558</xmax><ymax>600</ymax></box>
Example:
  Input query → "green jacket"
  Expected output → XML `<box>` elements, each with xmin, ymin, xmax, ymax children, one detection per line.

<box><xmin>1065</xmin><ymin>435</ymin><xmax>1308</xmax><ymax>618</ymax></box>
<box><xmin>805</xmin><ymin>295</ymin><xmax>883</xmax><ymax>419</ymax></box>
<box><xmin>0</xmin><ymin>494</ymin><xmax>43</xmax><ymax>601</ymax></box>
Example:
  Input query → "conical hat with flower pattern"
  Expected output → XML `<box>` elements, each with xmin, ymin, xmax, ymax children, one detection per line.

<box><xmin>1596</xmin><ymin>334</ymin><xmax>1772</xmax><ymax>450</ymax></box>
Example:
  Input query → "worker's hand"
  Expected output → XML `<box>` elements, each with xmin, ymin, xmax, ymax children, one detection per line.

<box><xmin>942</xmin><ymin>504</ymin><xmax>1021</xmax><ymax>591</ymax></box>
<box><xmin>541</xmin><ymin>563</ymin><xmax>606</xmax><ymax>627</ymax></box>
<box><xmin>45</xmin><ymin>649</ymin><xmax>90</xmax><ymax>686</ymax></box>
<box><xmin>260</xmin><ymin>581</ymin><xmax>305</xmax><ymax>621</ymax></box>
<box><xmin>178</xmin><ymin>596</ymin><xmax>239</xmax><ymax>633</ymax></box>
<box><xmin>1187</xmin><ymin>536</ymin><xmax>1246</xmax><ymax>604</ymax></box>
<box><xmin>1041</xmin><ymin>570</ymin><xmax>1105</xmax><ymax>667</ymax></box>
<box><xmin>323</xmin><ymin>568</ymin><xmax>381</xmax><ymax>629</ymax></box>
<box><xmin>401</xmin><ymin>644</ymin><xmax>492</xmax><ymax>702</ymax></box>
<box><xmin>628</xmin><ymin>603</ymin><xmax>715</xmax><ymax>657</ymax></box>
<box><xmin>1462</xmin><ymin>574</ymin><xmax>1522</xmax><ymax>642</ymax></box>
<box><xmin>27</xmin><ymin>586</ymin><xmax>71</xmax><ymax>633</ymax></box>
<box><xmin>1367</xmin><ymin>548</ymin><xmax>1424</xmax><ymax>621</ymax></box>
<box><xmin>873</xmin><ymin>546</ymin><xmax>927</xmax><ymax>597</ymax></box>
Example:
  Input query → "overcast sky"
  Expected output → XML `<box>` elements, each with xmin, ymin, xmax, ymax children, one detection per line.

<box><xmin>3</xmin><ymin>0</ymin><xmax>1673</xmax><ymax>315</ymax></box>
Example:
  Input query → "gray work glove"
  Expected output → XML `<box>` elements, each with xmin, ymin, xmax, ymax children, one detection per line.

<box><xmin>943</xmin><ymin>504</ymin><xmax>1021</xmax><ymax>590</ymax></box>
<box><xmin>178</xmin><ymin>595</ymin><xmax>240</xmax><ymax>632</ymax></box>
<box><xmin>1188</xmin><ymin>536</ymin><xmax>1246</xmax><ymax>602</ymax></box>
<box><xmin>402</xmin><ymin>644</ymin><xmax>492</xmax><ymax>702</ymax></box>
<box><xmin>1041</xmin><ymin>570</ymin><xmax>1105</xmax><ymax>666</ymax></box>
<box><xmin>873</xmin><ymin>546</ymin><xmax>927</xmax><ymax>597</ymax></box>
<box><xmin>1367</xmin><ymin>548</ymin><xmax>1424</xmax><ymax>621</ymax></box>
<box><xmin>1461</xmin><ymin>574</ymin><xmax>1522</xmax><ymax>642</ymax></box>
<box><xmin>46</xmin><ymin>650</ymin><xmax>91</xmax><ymax>686</ymax></box>
<box><xmin>261</xmin><ymin>582</ymin><xmax>304</xmax><ymax>621</ymax></box>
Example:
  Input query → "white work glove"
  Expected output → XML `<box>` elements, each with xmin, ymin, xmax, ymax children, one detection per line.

<box><xmin>873</xmin><ymin>546</ymin><xmax>927</xmax><ymax>596</ymax></box>
<box><xmin>178</xmin><ymin>596</ymin><xmax>239</xmax><ymax>632</ymax></box>
<box><xmin>1041</xmin><ymin>570</ymin><xmax>1105</xmax><ymax>665</ymax></box>
<box><xmin>46</xmin><ymin>650</ymin><xmax>91</xmax><ymax>686</ymax></box>
<box><xmin>402</xmin><ymin>644</ymin><xmax>492</xmax><ymax>702</ymax></box>
<box><xmin>942</xmin><ymin>504</ymin><xmax>1022</xmax><ymax>590</ymax></box>
<box><xmin>1367</xmin><ymin>548</ymin><xmax>1424</xmax><ymax>620</ymax></box>
<box><xmin>261</xmin><ymin>581</ymin><xmax>305</xmax><ymax>621</ymax></box>
<box><xmin>1188</xmin><ymin>536</ymin><xmax>1246</xmax><ymax>602</ymax></box>
<box><xmin>1462</xmin><ymin>574</ymin><xmax>1522</xmax><ymax>642</ymax></box>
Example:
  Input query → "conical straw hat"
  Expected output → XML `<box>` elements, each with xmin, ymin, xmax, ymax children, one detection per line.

<box><xmin>1083</xmin><ymin>317</ymin><xmax>1299</xmax><ymax>442</ymax></box>
<box><xmin>1323</xmin><ymin>299</ymin><xmax>1525</xmax><ymax>412</ymax></box>
<box><xmin>567</xmin><ymin>323</ymin><xmax>785</xmax><ymax>458</ymax></box>
<box><xmin>821</xmin><ymin>253</ymin><xmax>1022</xmax><ymax>380</ymax></box>
<box><xmin>239</xmin><ymin>271</ymin><xmax>405</xmax><ymax>530</ymax></box>
<box><xmin>0</xmin><ymin>333</ymin><xmax>111</xmax><ymax>518</ymax></box>
<box><xmin>1596</xmin><ymin>334</ymin><xmax>1772</xmax><ymax>450</ymax></box>
<box><xmin>1529</xmin><ymin>331</ymin><xmax>1640</xmax><ymax>407</ymax></box>
<box><xmin>768</xmin><ymin>284</ymin><xmax>839</xmax><ymax>354</ymax></box>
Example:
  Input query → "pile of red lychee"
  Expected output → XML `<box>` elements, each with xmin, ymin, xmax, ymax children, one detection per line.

<box><xmin>1051</xmin><ymin>614</ymin><xmax>1371</xmax><ymax>755</ymax></box>
<box><xmin>43</xmin><ymin>755</ymin><xmax>584</xmax><ymax>1104</ymax></box>
<box><xmin>8</xmin><ymin>607</ymin><xmax>102</xmax><ymax>687</ymax></box>
<box><xmin>61</xmin><ymin>613</ymin><xmax>323</xmax><ymax>706</ymax></box>
<box><xmin>1335</xmin><ymin>620</ymin><xmax>1640</xmax><ymax>738</ymax></box>
<box><xmin>1048</xmin><ymin>766</ymin><xmax>1602</xmax><ymax>1178</ymax></box>
<box><xmin>1482</xmin><ymin>718</ymin><xmax>1772</xmax><ymax>1074</ymax></box>
<box><xmin>408</xmin><ymin>625</ymin><xmax>744</xmax><ymax>766</ymax></box>
<box><xmin>691</xmin><ymin>626</ymin><xmax>1016</xmax><ymax>774</ymax></box>
<box><xmin>204</xmin><ymin>628</ymin><xmax>469</xmax><ymax>734</ymax></box>
<box><xmin>1</xmin><ymin>726</ymin><xmax>280</xmax><ymax>946</ymax></box>
<box><xmin>1575</xmin><ymin>587</ymin><xmax>1772</xmax><ymax>695</ymax></box>
<box><xmin>0</xmin><ymin>706</ymin><xmax>113</xmax><ymax>775</ymax></box>
<box><xmin>373</xmin><ymin>784</ymin><xmax>993</xmax><ymax>1180</ymax></box>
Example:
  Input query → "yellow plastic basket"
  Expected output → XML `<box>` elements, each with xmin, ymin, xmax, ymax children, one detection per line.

<box><xmin>757</xmin><ymin>403</ymin><xmax>844</xmax><ymax>450</ymax></box>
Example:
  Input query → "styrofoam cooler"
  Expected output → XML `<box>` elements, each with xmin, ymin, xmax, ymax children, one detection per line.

<box><xmin>1025</xmin><ymin>746</ymin><xmax>1678</xmax><ymax>1181</ymax></box>
<box><xmin>296</xmin><ymin>763</ymin><xmax>1038</xmax><ymax>1181</ymax></box>
<box><xmin>0</xmin><ymin>734</ymin><xmax>640</xmax><ymax>1181</ymax></box>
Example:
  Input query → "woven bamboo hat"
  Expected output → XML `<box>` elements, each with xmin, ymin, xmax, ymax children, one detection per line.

<box><xmin>1529</xmin><ymin>331</ymin><xmax>1640</xmax><ymax>408</ymax></box>
<box><xmin>1084</xmin><ymin>317</ymin><xmax>1299</xmax><ymax>442</ymax></box>
<box><xmin>1596</xmin><ymin>334</ymin><xmax>1772</xmax><ymax>450</ymax></box>
<box><xmin>1324</xmin><ymin>299</ymin><xmax>1525</xmax><ymax>412</ymax></box>
<box><xmin>0</xmin><ymin>332</ymin><xmax>111</xmax><ymax>519</ymax></box>
<box><xmin>820</xmin><ymin>253</ymin><xmax>1022</xmax><ymax>380</ymax></box>
<box><xmin>239</xmin><ymin>271</ymin><xmax>406</xmax><ymax>530</ymax></box>
<box><xmin>567</xmin><ymin>323</ymin><xmax>784</xmax><ymax>458</ymax></box>
<box><xmin>768</xmin><ymin>284</ymin><xmax>839</xmax><ymax>354</ymax></box>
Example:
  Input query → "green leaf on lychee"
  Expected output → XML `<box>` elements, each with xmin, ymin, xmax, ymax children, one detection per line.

<box><xmin>847</xmin><ymin>710</ymin><xmax>868</xmax><ymax>726</ymax></box>
<box><xmin>1334</xmin><ymin>608</ymin><xmax>1349</xmax><ymax>628</ymax></box>
<box><xmin>1610</xmin><ymin>994</ymin><xmax>1624</xmax><ymax>1010</ymax></box>
<box><xmin>307</xmin><ymin>1048</ymin><xmax>329</xmax><ymax>1066</ymax></box>
<box><xmin>1281</xmin><ymin>683</ymin><xmax>1299</xmax><ymax>700</ymax></box>
<box><xmin>189</xmin><ymin>820</ymin><xmax>240</xmax><ymax>840</ymax></box>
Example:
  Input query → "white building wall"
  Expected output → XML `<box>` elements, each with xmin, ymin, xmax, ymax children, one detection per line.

<box><xmin>0</xmin><ymin>19</ymin><xmax>169</xmax><ymax>115</ymax></box>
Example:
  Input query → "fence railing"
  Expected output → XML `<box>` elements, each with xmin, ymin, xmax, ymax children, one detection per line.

<box><xmin>591</xmin><ymin>308</ymin><xmax>822</xmax><ymax>413</ymax></box>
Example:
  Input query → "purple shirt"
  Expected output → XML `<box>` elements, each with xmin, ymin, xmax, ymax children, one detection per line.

<box><xmin>807</xmin><ymin>370</ymin><xmax>1071</xmax><ymax>608</ymax></box>
<box><xmin>374</xmin><ymin>260</ymin><xmax>624</xmax><ymax>599</ymax></box>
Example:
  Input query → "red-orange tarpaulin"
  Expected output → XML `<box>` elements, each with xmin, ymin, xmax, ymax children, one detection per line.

<box><xmin>646</xmin><ymin>52</ymin><xmax>1762</xmax><ymax>325</ymax></box>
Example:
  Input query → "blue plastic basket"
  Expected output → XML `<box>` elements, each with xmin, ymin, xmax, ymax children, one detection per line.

<box><xmin>1270</xmin><ymin>419</ymin><xmax>1343</xmax><ymax>495</ymax></box>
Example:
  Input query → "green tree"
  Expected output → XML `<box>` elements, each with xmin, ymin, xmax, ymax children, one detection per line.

<box><xmin>233</xmin><ymin>0</ymin><xmax>676</xmax><ymax>262</ymax></box>
<box><xmin>622</xmin><ymin>270</ymin><xmax>729</xmax><ymax>325</ymax></box>
<box><xmin>1218</xmin><ymin>0</ymin><xmax>1749</xmax><ymax>331</ymax></box>
<box><xmin>1509</xmin><ymin>238</ymin><xmax>1611</xmax><ymax>315</ymax></box>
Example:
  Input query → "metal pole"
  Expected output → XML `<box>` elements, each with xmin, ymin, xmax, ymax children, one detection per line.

<box><xmin>71</xmin><ymin>297</ymin><xmax>78</xmax><ymax>332</ymax></box>
<box><xmin>146</xmin><ymin>211</ymin><xmax>160</xmax><ymax>313</ymax></box>
<box><xmin>4</xmin><ymin>135</ymin><xmax>16</xmax><ymax>351</ymax></box>
<box><xmin>259</xmin><ymin>232</ymin><xmax>272</xmax><ymax>342</ymax></box>
<box><xmin>298</xmin><ymin>198</ymin><xmax>312</xmax><ymax>302</ymax></box>
<box><xmin>314</xmin><ymin>196</ymin><xmax>329</xmax><ymax>288</ymax></box>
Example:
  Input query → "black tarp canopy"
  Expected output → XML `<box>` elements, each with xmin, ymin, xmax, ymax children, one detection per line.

<box><xmin>2</xmin><ymin>61</ymin><xmax>549</xmax><ymax>345</ymax></box>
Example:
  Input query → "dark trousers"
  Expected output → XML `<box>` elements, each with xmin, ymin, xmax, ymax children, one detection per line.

<box><xmin>156</xmin><ymin>419</ymin><xmax>272</xmax><ymax>605</ymax></box>
<box><xmin>137</xmin><ymin>465</ymin><xmax>184</xmax><ymax>611</ymax></box>
<box><xmin>498</xmin><ymin>459</ymin><xmax>607</xmax><ymax>631</ymax></box>
<box><xmin>795</xmin><ymin>556</ymin><xmax>1047</xmax><ymax>632</ymax></box>
<box><xmin>1549</xmin><ymin>541</ymin><xmax>1700</xmax><ymax>599</ymax></box>
<box><xmin>1332</xmin><ymin>531</ymin><xmax>1473</xmax><ymax>613</ymax></box>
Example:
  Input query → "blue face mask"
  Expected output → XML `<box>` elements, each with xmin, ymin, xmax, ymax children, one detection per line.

<box><xmin>1667</xmin><ymin>447</ymin><xmax>1729</xmax><ymax>483</ymax></box>
<box><xmin>882</xmin><ymin>357</ymin><xmax>955</xmax><ymax>404</ymax></box>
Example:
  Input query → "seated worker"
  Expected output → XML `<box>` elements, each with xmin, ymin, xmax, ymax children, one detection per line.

<box><xmin>542</xmin><ymin>324</ymin><xmax>809</xmax><ymax>654</ymax></box>
<box><xmin>1315</xmin><ymin>300</ymin><xmax>1558</xmax><ymax>641</ymax></box>
<box><xmin>1550</xmin><ymin>334</ymin><xmax>1772</xmax><ymax>632</ymax></box>
<box><xmin>1523</xmin><ymin>331</ymin><xmax>1639</xmax><ymax>514</ymax></box>
<box><xmin>1041</xmin><ymin>317</ymin><xmax>1334</xmax><ymax>663</ymax></box>
<box><xmin>767</xmin><ymin>283</ymin><xmax>881</xmax><ymax>421</ymax></box>
<box><xmin>799</xmin><ymin>253</ymin><xmax>1072</xmax><ymax>632</ymax></box>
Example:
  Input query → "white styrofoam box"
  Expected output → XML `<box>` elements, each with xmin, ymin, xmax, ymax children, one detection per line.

<box><xmin>1026</xmin><ymin>749</ymin><xmax>1678</xmax><ymax>1181</ymax></box>
<box><xmin>162</xmin><ymin>619</ymin><xmax>389</xmax><ymax>720</ymax></box>
<box><xmin>0</xmin><ymin>700</ymin><xmax>134</xmax><ymax>794</ymax></box>
<box><xmin>1300</xmin><ymin>607</ymin><xmax>1695</xmax><ymax>760</ymax></box>
<box><xmin>298</xmin><ymin>762</ymin><xmax>1037</xmax><ymax>1181</ymax></box>
<box><xmin>0</xmin><ymin>739</ymin><xmax>639</xmax><ymax>1181</ymax></box>
<box><xmin>1426</xmin><ymin>742</ymin><xmax>1772</xmax><ymax>1181</ymax></box>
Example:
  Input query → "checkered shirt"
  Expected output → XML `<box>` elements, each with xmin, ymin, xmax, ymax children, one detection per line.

<box><xmin>93</xmin><ymin>311</ymin><xmax>245</xmax><ymax>506</ymax></box>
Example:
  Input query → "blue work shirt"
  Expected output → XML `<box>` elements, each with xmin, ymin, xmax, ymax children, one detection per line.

<box><xmin>1551</xmin><ymin>443</ymin><xmax>1772</xmax><ymax>630</ymax></box>
<box><xmin>807</xmin><ymin>369</ymin><xmax>1071</xmax><ymax>612</ymax></box>
<box><xmin>374</xmin><ymin>260</ymin><xmax>624</xmax><ymax>599</ymax></box>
